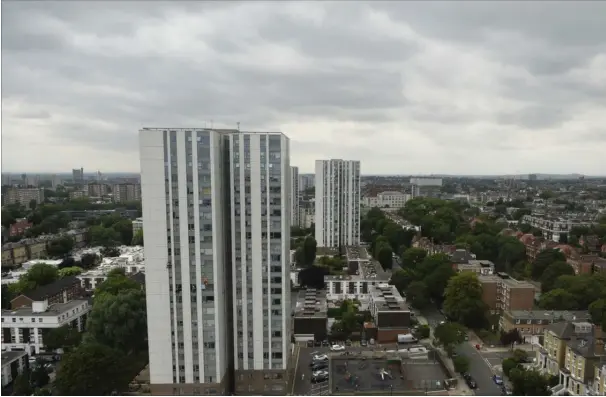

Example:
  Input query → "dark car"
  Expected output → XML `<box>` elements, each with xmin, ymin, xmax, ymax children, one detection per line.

<box><xmin>312</xmin><ymin>362</ymin><xmax>328</xmax><ymax>371</ymax></box>
<box><xmin>307</xmin><ymin>340</ymin><xmax>314</xmax><ymax>347</ymax></box>
<box><xmin>314</xmin><ymin>340</ymin><xmax>322</xmax><ymax>347</ymax></box>
<box><xmin>463</xmin><ymin>374</ymin><xmax>477</xmax><ymax>389</ymax></box>
<box><xmin>311</xmin><ymin>373</ymin><xmax>329</xmax><ymax>384</ymax></box>
<box><xmin>360</xmin><ymin>340</ymin><xmax>368</xmax><ymax>347</ymax></box>
<box><xmin>322</xmin><ymin>340</ymin><xmax>330</xmax><ymax>347</ymax></box>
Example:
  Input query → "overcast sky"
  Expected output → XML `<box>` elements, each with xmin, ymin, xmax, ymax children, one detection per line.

<box><xmin>2</xmin><ymin>1</ymin><xmax>605</xmax><ymax>175</ymax></box>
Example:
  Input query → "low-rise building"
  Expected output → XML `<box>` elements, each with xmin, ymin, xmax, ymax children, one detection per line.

<box><xmin>368</xmin><ymin>283</ymin><xmax>411</xmax><ymax>343</ymax></box>
<box><xmin>1</xmin><ymin>299</ymin><xmax>91</xmax><ymax>355</ymax></box>
<box><xmin>479</xmin><ymin>273</ymin><xmax>536</xmax><ymax>313</ymax></box>
<box><xmin>8</xmin><ymin>219</ymin><xmax>32</xmax><ymax>237</ymax></box>
<box><xmin>132</xmin><ymin>217</ymin><xmax>143</xmax><ymax>235</ymax></box>
<box><xmin>567</xmin><ymin>254</ymin><xmax>606</xmax><ymax>275</ymax></box>
<box><xmin>521</xmin><ymin>215</ymin><xmax>596</xmax><ymax>242</ymax></box>
<box><xmin>501</xmin><ymin>310</ymin><xmax>591</xmax><ymax>345</ymax></box>
<box><xmin>76</xmin><ymin>246</ymin><xmax>145</xmax><ymax>290</ymax></box>
<box><xmin>1</xmin><ymin>350</ymin><xmax>28</xmax><ymax>388</ymax></box>
<box><xmin>325</xmin><ymin>248</ymin><xmax>390</xmax><ymax>301</ymax></box>
<box><xmin>293</xmin><ymin>289</ymin><xmax>327</xmax><ymax>342</ymax></box>
<box><xmin>10</xmin><ymin>276</ymin><xmax>84</xmax><ymax>310</ymax></box>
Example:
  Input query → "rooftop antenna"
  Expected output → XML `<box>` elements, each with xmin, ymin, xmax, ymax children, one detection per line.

<box><xmin>237</xmin><ymin>122</ymin><xmax>240</xmax><ymax>131</ymax></box>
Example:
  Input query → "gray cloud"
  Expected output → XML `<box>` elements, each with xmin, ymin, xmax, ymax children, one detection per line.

<box><xmin>2</xmin><ymin>1</ymin><xmax>605</xmax><ymax>175</ymax></box>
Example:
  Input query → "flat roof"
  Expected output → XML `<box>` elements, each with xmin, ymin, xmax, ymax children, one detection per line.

<box><xmin>294</xmin><ymin>289</ymin><xmax>327</xmax><ymax>318</ymax></box>
<box><xmin>2</xmin><ymin>299</ymin><xmax>88</xmax><ymax>317</ymax></box>
<box><xmin>330</xmin><ymin>354</ymin><xmax>447</xmax><ymax>394</ymax></box>
<box><xmin>478</xmin><ymin>274</ymin><xmax>534</xmax><ymax>288</ymax></box>
<box><xmin>345</xmin><ymin>246</ymin><xmax>369</xmax><ymax>261</ymax></box>
<box><xmin>370</xmin><ymin>284</ymin><xmax>409</xmax><ymax>312</ymax></box>
<box><xmin>1</xmin><ymin>350</ymin><xmax>28</xmax><ymax>366</ymax></box>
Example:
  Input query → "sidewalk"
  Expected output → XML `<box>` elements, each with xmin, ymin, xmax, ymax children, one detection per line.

<box><xmin>433</xmin><ymin>342</ymin><xmax>474</xmax><ymax>396</ymax></box>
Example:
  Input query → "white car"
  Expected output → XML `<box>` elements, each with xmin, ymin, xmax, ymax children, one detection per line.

<box><xmin>330</xmin><ymin>344</ymin><xmax>345</xmax><ymax>351</ymax></box>
<box><xmin>313</xmin><ymin>370</ymin><xmax>329</xmax><ymax>377</ymax></box>
<box><xmin>313</xmin><ymin>354</ymin><xmax>329</xmax><ymax>361</ymax></box>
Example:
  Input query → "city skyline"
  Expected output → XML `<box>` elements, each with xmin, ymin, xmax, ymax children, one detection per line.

<box><xmin>3</xmin><ymin>1</ymin><xmax>606</xmax><ymax>175</ymax></box>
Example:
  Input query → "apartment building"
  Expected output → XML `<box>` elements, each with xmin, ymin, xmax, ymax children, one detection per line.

<box><xmin>315</xmin><ymin>159</ymin><xmax>361</xmax><ymax>248</ymax></box>
<box><xmin>361</xmin><ymin>191</ymin><xmax>410</xmax><ymax>209</ymax></box>
<box><xmin>410</xmin><ymin>177</ymin><xmax>442</xmax><ymax>199</ymax></box>
<box><xmin>521</xmin><ymin>215</ymin><xmax>596</xmax><ymax>242</ymax></box>
<box><xmin>86</xmin><ymin>183</ymin><xmax>109</xmax><ymax>197</ymax></box>
<box><xmin>293</xmin><ymin>288</ymin><xmax>327</xmax><ymax>342</ymax></box>
<box><xmin>139</xmin><ymin>128</ymin><xmax>291</xmax><ymax>396</ymax></box>
<box><xmin>1</xmin><ymin>299</ymin><xmax>91</xmax><ymax>355</ymax></box>
<box><xmin>1</xmin><ymin>350</ymin><xmax>28</xmax><ymax>388</ymax></box>
<box><xmin>479</xmin><ymin>273</ymin><xmax>536</xmax><ymax>312</ymax></box>
<box><xmin>367</xmin><ymin>284</ymin><xmax>411</xmax><ymax>343</ymax></box>
<box><xmin>500</xmin><ymin>310</ymin><xmax>590</xmax><ymax>344</ymax></box>
<box><xmin>290</xmin><ymin>166</ymin><xmax>300</xmax><ymax>228</ymax></box>
<box><xmin>72</xmin><ymin>168</ymin><xmax>84</xmax><ymax>184</ymax></box>
<box><xmin>4</xmin><ymin>188</ymin><xmax>45</xmax><ymax>208</ymax></box>
<box><xmin>298</xmin><ymin>174</ymin><xmax>314</xmax><ymax>192</ymax></box>
<box><xmin>113</xmin><ymin>183</ymin><xmax>142</xmax><ymax>203</ymax></box>
<box><xmin>535</xmin><ymin>321</ymin><xmax>605</xmax><ymax>396</ymax></box>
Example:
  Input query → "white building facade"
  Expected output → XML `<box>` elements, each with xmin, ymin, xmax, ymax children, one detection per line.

<box><xmin>290</xmin><ymin>166</ymin><xmax>300</xmax><ymax>228</ymax></box>
<box><xmin>315</xmin><ymin>159</ymin><xmax>361</xmax><ymax>248</ymax></box>
<box><xmin>140</xmin><ymin>129</ymin><xmax>291</xmax><ymax>395</ymax></box>
<box><xmin>228</xmin><ymin>132</ymin><xmax>291</xmax><ymax>394</ymax></box>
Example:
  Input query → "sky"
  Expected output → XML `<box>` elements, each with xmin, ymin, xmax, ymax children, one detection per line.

<box><xmin>2</xmin><ymin>1</ymin><xmax>605</xmax><ymax>175</ymax></box>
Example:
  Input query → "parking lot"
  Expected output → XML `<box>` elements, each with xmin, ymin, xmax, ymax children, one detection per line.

<box><xmin>292</xmin><ymin>345</ymin><xmax>449</xmax><ymax>395</ymax></box>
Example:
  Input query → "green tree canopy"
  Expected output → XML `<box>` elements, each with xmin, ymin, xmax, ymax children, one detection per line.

<box><xmin>95</xmin><ymin>269</ymin><xmax>141</xmax><ymax>296</ymax></box>
<box><xmin>132</xmin><ymin>229</ymin><xmax>144</xmax><ymax>246</ymax></box>
<box><xmin>86</xmin><ymin>290</ymin><xmax>147</xmax><ymax>353</ymax></box>
<box><xmin>538</xmin><ymin>289</ymin><xmax>579</xmax><ymax>310</ymax></box>
<box><xmin>11</xmin><ymin>263</ymin><xmax>59</xmax><ymax>295</ymax></box>
<box><xmin>42</xmin><ymin>325</ymin><xmax>82</xmax><ymax>352</ymax></box>
<box><xmin>453</xmin><ymin>355</ymin><xmax>470</xmax><ymax>374</ymax></box>
<box><xmin>401</xmin><ymin>248</ymin><xmax>427</xmax><ymax>268</ymax></box>
<box><xmin>58</xmin><ymin>266</ymin><xmax>84</xmax><ymax>278</ymax></box>
<box><xmin>433</xmin><ymin>322</ymin><xmax>467</xmax><ymax>355</ymax></box>
<box><xmin>539</xmin><ymin>261</ymin><xmax>575</xmax><ymax>293</ymax></box>
<box><xmin>509</xmin><ymin>368</ymin><xmax>551</xmax><ymax>395</ymax></box>
<box><xmin>405</xmin><ymin>281</ymin><xmax>430</xmax><ymax>309</ymax></box>
<box><xmin>443</xmin><ymin>272</ymin><xmax>488</xmax><ymax>328</ymax></box>
<box><xmin>54</xmin><ymin>342</ymin><xmax>133</xmax><ymax>396</ymax></box>
<box><xmin>531</xmin><ymin>249</ymin><xmax>566</xmax><ymax>279</ymax></box>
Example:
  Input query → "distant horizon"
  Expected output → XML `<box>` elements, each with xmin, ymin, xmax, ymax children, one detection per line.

<box><xmin>2</xmin><ymin>171</ymin><xmax>605</xmax><ymax>179</ymax></box>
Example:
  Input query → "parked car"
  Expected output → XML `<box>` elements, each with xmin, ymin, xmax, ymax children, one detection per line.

<box><xmin>360</xmin><ymin>340</ymin><xmax>368</xmax><ymax>347</ymax></box>
<box><xmin>493</xmin><ymin>375</ymin><xmax>504</xmax><ymax>385</ymax></box>
<box><xmin>311</xmin><ymin>372</ymin><xmax>329</xmax><ymax>384</ymax></box>
<box><xmin>307</xmin><ymin>340</ymin><xmax>314</xmax><ymax>347</ymax></box>
<box><xmin>322</xmin><ymin>340</ymin><xmax>330</xmax><ymax>347</ymax></box>
<box><xmin>311</xmin><ymin>354</ymin><xmax>329</xmax><ymax>362</ymax></box>
<box><xmin>312</xmin><ymin>362</ymin><xmax>328</xmax><ymax>371</ymax></box>
<box><xmin>330</xmin><ymin>344</ymin><xmax>345</xmax><ymax>351</ymax></box>
<box><xmin>314</xmin><ymin>340</ymin><xmax>322</xmax><ymax>347</ymax></box>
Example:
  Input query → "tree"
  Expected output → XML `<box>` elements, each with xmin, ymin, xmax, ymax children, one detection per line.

<box><xmin>13</xmin><ymin>372</ymin><xmax>32</xmax><ymax>396</ymax></box>
<box><xmin>298</xmin><ymin>266</ymin><xmax>328</xmax><ymax>289</ymax></box>
<box><xmin>58</xmin><ymin>266</ymin><xmax>84</xmax><ymax>278</ymax></box>
<box><xmin>415</xmin><ymin>324</ymin><xmax>431</xmax><ymax>339</ymax></box>
<box><xmin>132</xmin><ymin>229</ymin><xmax>144</xmax><ymax>246</ymax></box>
<box><xmin>401</xmin><ymin>247</ymin><xmax>427</xmax><ymax>268</ymax></box>
<box><xmin>46</xmin><ymin>236</ymin><xmax>75</xmax><ymax>257</ymax></box>
<box><xmin>86</xmin><ymin>289</ymin><xmax>147</xmax><ymax>353</ymax></box>
<box><xmin>113</xmin><ymin>219</ymin><xmax>134</xmax><ymax>246</ymax></box>
<box><xmin>80</xmin><ymin>253</ymin><xmax>99</xmax><ymax>269</ymax></box>
<box><xmin>42</xmin><ymin>325</ymin><xmax>82</xmax><ymax>352</ymax></box>
<box><xmin>301</xmin><ymin>236</ymin><xmax>317</xmax><ymax>267</ymax></box>
<box><xmin>500</xmin><ymin>328</ymin><xmax>523</xmax><ymax>348</ymax></box>
<box><xmin>424</xmin><ymin>263</ymin><xmax>456</xmax><ymax>303</ymax></box>
<box><xmin>12</xmin><ymin>263</ymin><xmax>59</xmax><ymax>294</ymax></box>
<box><xmin>502</xmin><ymin>357</ymin><xmax>521</xmax><ymax>377</ymax></box>
<box><xmin>540</xmin><ymin>261</ymin><xmax>575</xmax><ymax>293</ymax></box>
<box><xmin>95</xmin><ymin>270</ymin><xmax>141</xmax><ymax>296</ymax></box>
<box><xmin>30</xmin><ymin>360</ymin><xmax>50</xmax><ymax>388</ymax></box>
<box><xmin>453</xmin><ymin>355</ymin><xmax>470</xmax><ymax>374</ymax></box>
<box><xmin>389</xmin><ymin>268</ymin><xmax>416</xmax><ymax>295</ymax></box>
<box><xmin>512</xmin><ymin>208</ymin><xmax>531</xmax><ymax>220</ymax></box>
<box><xmin>2</xmin><ymin>284</ymin><xmax>13</xmax><ymax>309</ymax></box>
<box><xmin>54</xmin><ymin>342</ymin><xmax>133</xmax><ymax>395</ymax></box>
<box><xmin>538</xmin><ymin>289</ymin><xmax>579</xmax><ymax>310</ymax></box>
<box><xmin>90</xmin><ymin>226</ymin><xmax>121</xmax><ymax>247</ymax></box>
<box><xmin>509</xmin><ymin>368</ymin><xmax>551</xmax><ymax>395</ymax></box>
<box><xmin>588</xmin><ymin>299</ymin><xmax>606</xmax><ymax>328</ymax></box>
<box><xmin>405</xmin><ymin>281</ymin><xmax>430</xmax><ymax>309</ymax></box>
<box><xmin>376</xmin><ymin>244</ymin><xmax>393</xmax><ymax>270</ymax></box>
<box><xmin>100</xmin><ymin>246</ymin><xmax>120</xmax><ymax>258</ymax></box>
<box><xmin>443</xmin><ymin>272</ymin><xmax>487</xmax><ymax>327</ymax></box>
<box><xmin>433</xmin><ymin>322</ymin><xmax>467</xmax><ymax>355</ymax></box>
<box><xmin>531</xmin><ymin>249</ymin><xmax>566</xmax><ymax>279</ymax></box>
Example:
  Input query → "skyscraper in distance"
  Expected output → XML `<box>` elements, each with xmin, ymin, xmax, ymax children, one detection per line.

<box><xmin>314</xmin><ymin>159</ymin><xmax>361</xmax><ymax>248</ymax></box>
<box><xmin>290</xmin><ymin>166</ymin><xmax>299</xmax><ymax>228</ymax></box>
<box><xmin>139</xmin><ymin>128</ymin><xmax>291</xmax><ymax>396</ymax></box>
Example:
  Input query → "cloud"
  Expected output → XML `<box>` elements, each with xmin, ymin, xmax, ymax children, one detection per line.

<box><xmin>2</xmin><ymin>1</ymin><xmax>605</xmax><ymax>175</ymax></box>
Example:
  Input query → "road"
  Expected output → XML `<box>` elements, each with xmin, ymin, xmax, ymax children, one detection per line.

<box><xmin>419</xmin><ymin>308</ymin><xmax>503</xmax><ymax>396</ymax></box>
<box><xmin>457</xmin><ymin>343</ymin><xmax>503</xmax><ymax>396</ymax></box>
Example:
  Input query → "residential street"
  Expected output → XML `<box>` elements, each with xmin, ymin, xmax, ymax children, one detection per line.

<box><xmin>456</xmin><ymin>343</ymin><xmax>503</xmax><ymax>396</ymax></box>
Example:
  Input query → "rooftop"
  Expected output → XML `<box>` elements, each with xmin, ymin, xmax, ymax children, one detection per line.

<box><xmin>2</xmin><ymin>299</ymin><xmax>89</xmax><ymax>317</ymax></box>
<box><xmin>370</xmin><ymin>284</ymin><xmax>409</xmax><ymax>312</ymax></box>
<box><xmin>479</xmin><ymin>273</ymin><xmax>535</xmax><ymax>288</ymax></box>
<box><xmin>345</xmin><ymin>246</ymin><xmax>369</xmax><ymax>261</ymax></box>
<box><xmin>1</xmin><ymin>350</ymin><xmax>28</xmax><ymax>366</ymax></box>
<box><xmin>294</xmin><ymin>289</ymin><xmax>327</xmax><ymax>318</ymax></box>
<box><xmin>14</xmin><ymin>276</ymin><xmax>80</xmax><ymax>302</ymax></box>
<box><xmin>507</xmin><ymin>310</ymin><xmax>591</xmax><ymax>322</ymax></box>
